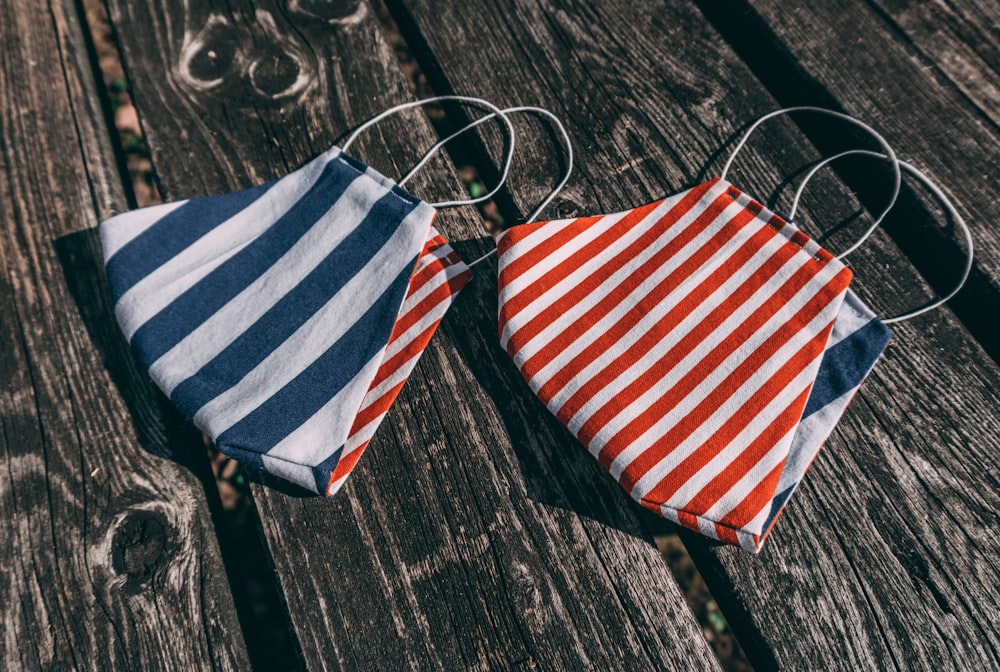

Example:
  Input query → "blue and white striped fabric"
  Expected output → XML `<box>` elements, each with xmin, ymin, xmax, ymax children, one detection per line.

<box><xmin>100</xmin><ymin>146</ymin><xmax>446</xmax><ymax>493</ymax></box>
<box><xmin>757</xmin><ymin>289</ymin><xmax>891</xmax><ymax>544</ymax></box>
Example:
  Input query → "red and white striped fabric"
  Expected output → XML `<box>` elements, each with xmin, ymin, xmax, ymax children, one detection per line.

<box><xmin>327</xmin><ymin>227</ymin><xmax>471</xmax><ymax>495</ymax></box>
<box><xmin>496</xmin><ymin>178</ymin><xmax>852</xmax><ymax>551</ymax></box>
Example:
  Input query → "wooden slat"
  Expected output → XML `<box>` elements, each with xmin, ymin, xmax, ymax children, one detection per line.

<box><xmin>0</xmin><ymin>0</ymin><xmax>251</xmax><ymax>669</ymax></box>
<box><xmin>99</xmin><ymin>0</ymin><xmax>721</xmax><ymax>668</ymax></box>
<box><xmin>866</xmin><ymin>0</ymin><xmax>999</xmax><ymax>126</ymax></box>
<box><xmin>713</xmin><ymin>0</ymin><xmax>1000</xmax><ymax>321</ymax></box>
<box><xmin>386</xmin><ymin>0</ymin><xmax>1000</xmax><ymax>669</ymax></box>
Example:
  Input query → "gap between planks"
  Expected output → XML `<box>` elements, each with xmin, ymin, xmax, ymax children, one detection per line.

<box><xmin>377</xmin><ymin>3</ymin><xmax>755</xmax><ymax>670</ymax></box>
<box><xmin>693</xmin><ymin>0</ymin><xmax>1000</xmax><ymax>365</ymax></box>
<box><xmin>75</xmin><ymin>0</ymin><xmax>307</xmax><ymax>668</ymax></box>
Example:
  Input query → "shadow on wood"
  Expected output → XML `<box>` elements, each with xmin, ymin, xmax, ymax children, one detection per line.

<box><xmin>433</xmin><ymin>235</ymin><xmax>689</xmax><ymax>541</ymax></box>
<box><xmin>52</xmin><ymin>227</ymin><xmax>210</xmax><ymax>469</ymax></box>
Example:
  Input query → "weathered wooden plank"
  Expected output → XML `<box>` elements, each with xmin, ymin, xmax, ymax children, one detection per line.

<box><xmin>100</xmin><ymin>0</ymin><xmax>722</xmax><ymax>669</ymax></box>
<box><xmin>386</xmin><ymin>0</ymin><xmax>1000</xmax><ymax>669</ymax></box>
<box><xmin>0</xmin><ymin>0</ymin><xmax>251</xmax><ymax>669</ymax></box>
<box><xmin>867</xmin><ymin>0</ymin><xmax>999</xmax><ymax>125</ymax></box>
<box><xmin>700</xmin><ymin>0</ymin><xmax>1000</xmax><ymax>336</ymax></box>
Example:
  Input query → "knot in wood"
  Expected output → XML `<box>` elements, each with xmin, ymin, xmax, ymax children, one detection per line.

<box><xmin>110</xmin><ymin>509</ymin><xmax>174</xmax><ymax>590</ymax></box>
<box><xmin>247</xmin><ymin>44</ymin><xmax>306</xmax><ymax>100</ymax></box>
<box><xmin>245</xmin><ymin>9</ymin><xmax>315</xmax><ymax>102</ymax></box>
<box><xmin>544</xmin><ymin>196</ymin><xmax>581</xmax><ymax>221</ymax></box>
<box><xmin>178</xmin><ymin>14</ymin><xmax>245</xmax><ymax>92</ymax></box>
<box><xmin>287</xmin><ymin>0</ymin><xmax>367</xmax><ymax>24</ymax></box>
<box><xmin>185</xmin><ymin>26</ymin><xmax>242</xmax><ymax>85</ymax></box>
<box><xmin>176</xmin><ymin>10</ymin><xmax>317</xmax><ymax>104</ymax></box>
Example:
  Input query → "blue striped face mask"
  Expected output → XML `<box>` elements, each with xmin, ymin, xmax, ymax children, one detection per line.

<box><xmin>99</xmin><ymin>96</ymin><xmax>539</xmax><ymax>495</ymax></box>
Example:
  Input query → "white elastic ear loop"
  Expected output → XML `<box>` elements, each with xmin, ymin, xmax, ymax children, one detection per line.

<box><xmin>463</xmin><ymin>106</ymin><xmax>575</xmax><ymax>268</ymax></box>
<box><xmin>789</xmin><ymin>148</ymin><xmax>902</xmax><ymax>259</ymax></box>
<box><xmin>396</xmin><ymin>105</ymin><xmax>518</xmax><ymax>209</ymax></box>
<box><xmin>494</xmin><ymin>106</ymin><xmax>574</xmax><ymax>223</ymax></box>
<box><xmin>341</xmin><ymin>95</ymin><xmax>516</xmax><ymax>208</ymax></box>
<box><xmin>792</xmin><ymin>149</ymin><xmax>973</xmax><ymax>324</ymax></box>
<box><xmin>404</xmin><ymin>106</ymin><xmax>574</xmax><ymax>220</ymax></box>
<box><xmin>720</xmin><ymin>106</ymin><xmax>902</xmax><ymax>255</ymax></box>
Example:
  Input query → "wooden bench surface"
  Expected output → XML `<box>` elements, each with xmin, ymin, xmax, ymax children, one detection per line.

<box><xmin>385</xmin><ymin>3</ymin><xmax>1000</xmax><ymax>669</ymax></box>
<box><xmin>2</xmin><ymin>0</ymin><xmax>997</xmax><ymax>670</ymax></box>
<box><xmin>0</xmin><ymin>0</ymin><xmax>250</xmax><ymax>669</ymax></box>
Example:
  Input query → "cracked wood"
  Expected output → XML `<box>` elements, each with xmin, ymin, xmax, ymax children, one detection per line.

<box><xmin>98</xmin><ymin>0</ymin><xmax>721</xmax><ymax>669</ymax></box>
<box><xmin>0</xmin><ymin>0</ymin><xmax>251</xmax><ymax>669</ymax></box>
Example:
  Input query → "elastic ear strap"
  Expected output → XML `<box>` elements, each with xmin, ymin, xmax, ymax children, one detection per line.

<box><xmin>403</xmin><ymin>106</ymin><xmax>573</xmax><ymax>218</ymax></box>
<box><xmin>465</xmin><ymin>106</ymin><xmax>575</xmax><ymax>268</ymax></box>
<box><xmin>796</xmin><ymin>150</ymin><xmax>973</xmax><ymax>324</ymax></box>
<box><xmin>504</xmin><ymin>106</ymin><xmax>574</xmax><ymax>222</ymax></box>
<box><xmin>341</xmin><ymin>95</ymin><xmax>517</xmax><ymax>209</ymax></box>
<box><xmin>397</xmin><ymin>102</ymin><xmax>519</xmax><ymax>209</ymax></box>
<box><xmin>720</xmin><ymin>107</ymin><xmax>902</xmax><ymax>254</ymax></box>
<box><xmin>789</xmin><ymin>148</ymin><xmax>902</xmax><ymax>259</ymax></box>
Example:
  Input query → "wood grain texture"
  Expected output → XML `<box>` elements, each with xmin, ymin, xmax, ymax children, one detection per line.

<box><xmin>100</xmin><ymin>0</ymin><xmax>722</xmax><ymax>669</ymax></box>
<box><xmin>387</xmin><ymin>0</ymin><xmax>1000</xmax><ymax>669</ymax></box>
<box><xmin>723</xmin><ymin>0</ymin><xmax>1000</xmax><ymax>314</ymax></box>
<box><xmin>867</xmin><ymin>0</ymin><xmax>1000</xmax><ymax>125</ymax></box>
<box><xmin>0</xmin><ymin>0</ymin><xmax>251</xmax><ymax>669</ymax></box>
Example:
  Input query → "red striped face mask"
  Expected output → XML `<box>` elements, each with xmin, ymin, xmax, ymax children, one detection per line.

<box><xmin>494</xmin><ymin>108</ymin><xmax>972</xmax><ymax>552</ymax></box>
